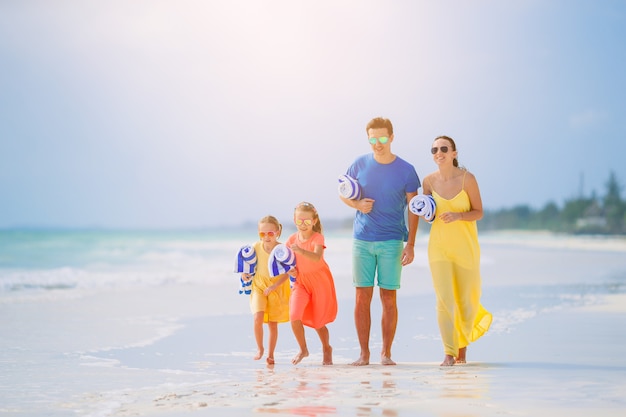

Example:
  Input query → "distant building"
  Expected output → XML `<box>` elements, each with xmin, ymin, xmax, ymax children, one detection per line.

<box><xmin>575</xmin><ymin>201</ymin><xmax>607</xmax><ymax>232</ymax></box>
<box><xmin>575</xmin><ymin>216</ymin><xmax>607</xmax><ymax>230</ymax></box>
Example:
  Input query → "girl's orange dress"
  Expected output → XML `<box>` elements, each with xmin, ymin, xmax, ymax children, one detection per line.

<box><xmin>285</xmin><ymin>232</ymin><xmax>337</xmax><ymax>329</ymax></box>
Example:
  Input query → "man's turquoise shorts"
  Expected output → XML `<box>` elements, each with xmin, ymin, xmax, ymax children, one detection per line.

<box><xmin>352</xmin><ymin>239</ymin><xmax>404</xmax><ymax>290</ymax></box>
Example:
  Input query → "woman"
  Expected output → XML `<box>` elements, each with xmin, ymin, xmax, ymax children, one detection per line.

<box><xmin>422</xmin><ymin>135</ymin><xmax>492</xmax><ymax>366</ymax></box>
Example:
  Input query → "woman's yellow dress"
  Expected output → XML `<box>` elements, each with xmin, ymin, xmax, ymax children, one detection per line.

<box><xmin>428</xmin><ymin>180</ymin><xmax>492</xmax><ymax>358</ymax></box>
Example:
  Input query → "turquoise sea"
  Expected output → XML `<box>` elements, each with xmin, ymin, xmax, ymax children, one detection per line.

<box><xmin>2</xmin><ymin>228</ymin><xmax>624</xmax><ymax>307</ymax></box>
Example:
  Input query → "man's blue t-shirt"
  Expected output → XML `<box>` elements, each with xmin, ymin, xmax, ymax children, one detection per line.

<box><xmin>346</xmin><ymin>154</ymin><xmax>421</xmax><ymax>242</ymax></box>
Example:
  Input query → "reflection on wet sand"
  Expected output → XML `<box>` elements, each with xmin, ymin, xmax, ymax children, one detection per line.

<box><xmin>252</xmin><ymin>363</ymin><xmax>491</xmax><ymax>417</ymax></box>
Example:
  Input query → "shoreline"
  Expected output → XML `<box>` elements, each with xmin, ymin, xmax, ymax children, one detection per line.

<box><xmin>69</xmin><ymin>287</ymin><xmax>626</xmax><ymax>417</ymax></box>
<box><xmin>2</xmin><ymin>288</ymin><xmax>625</xmax><ymax>416</ymax></box>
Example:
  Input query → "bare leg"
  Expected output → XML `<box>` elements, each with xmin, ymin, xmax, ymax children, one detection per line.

<box><xmin>456</xmin><ymin>346</ymin><xmax>467</xmax><ymax>364</ymax></box>
<box><xmin>351</xmin><ymin>287</ymin><xmax>373</xmax><ymax>366</ymax></box>
<box><xmin>315</xmin><ymin>326</ymin><xmax>333</xmax><ymax>365</ymax></box>
<box><xmin>291</xmin><ymin>319</ymin><xmax>309</xmax><ymax>365</ymax></box>
<box><xmin>380</xmin><ymin>288</ymin><xmax>397</xmax><ymax>365</ymax></box>
<box><xmin>266</xmin><ymin>321</ymin><xmax>278</xmax><ymax>365</ymax></box>
<box><xmin>253</xmin><ymin>311</ymin><xmax>264</xmax><ymax>360</ymax></box>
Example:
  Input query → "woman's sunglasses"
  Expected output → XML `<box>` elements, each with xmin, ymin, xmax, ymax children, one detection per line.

<box><xmin>431</xmin><ymin>146</ymin><xmax>450</xmax><ymax>154</ymax></box>
<box><xmin>368</xmin><ymin>136</ymin><xmax>389</xmax><ymax>145</ymax></box>
<box><xmin>259</xmin><ymin>231</ymin><xmax>278</xmax><ymax>238</ymax></box>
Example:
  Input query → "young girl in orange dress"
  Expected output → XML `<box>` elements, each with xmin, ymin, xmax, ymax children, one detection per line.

<box><xmin>285</xmin><ymin>202</ymin><xmax>338</xmax><ymax>365</ymax></box>
<box><xmin>241</xmin><ymin>215</ymin><xmax>291</xmax><ymax>365</ymax></box>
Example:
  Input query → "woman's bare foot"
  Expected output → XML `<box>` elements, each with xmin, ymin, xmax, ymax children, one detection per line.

<box><xmin>322</xmin><ymin>346</ymin><xmax>333</xmax><ymax>365</ymax></box>
<box><xmin>440</xmin><ymin>355</ymin><xmax>456</xmax><ymax>366</ymax></box>
<box><xmin>266</xmin><ymin>357</ymin><xmax>275</xmax><ymax>365</ymax></box>
<box><xmin>292</xmin><ymin>349</ymin><xmax>309</xmax><ymax>365</ymax></box>
<box><xmin>254</xmin><ymin>348</ymin><xmax>264</xmax><ymax>361</ymax></box>
<box><xmin>381</xmin><ymin>355</ymin><xmax>396</xmax><ymax>366</ymax></box>
<box><xmin>456</xmin><ymin>347</ymin><xmax>467</xmax><ymax>364</ymax></box>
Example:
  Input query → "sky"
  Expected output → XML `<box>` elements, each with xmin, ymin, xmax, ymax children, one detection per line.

<box><xmin>1</xmin><ymin>0</ymin><xmax>625</xmax><ymax>229</ymax></box>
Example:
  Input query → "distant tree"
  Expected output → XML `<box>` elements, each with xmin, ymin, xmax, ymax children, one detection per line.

<box><xmin>603</xmin><ymin>171</ymin><xmax>625</xmax><ymax>233</ymax></box>
<box><xmin>456</xmin><ymin>171</ymin><xmax>625</xmax><ymax>234</ymax></box>
<box><xmin>484</xmin><ymin>205</ymin><xmax>533</xmax><ymax>230</ymax></box>
<box><xmin>535</xmin><ymin>201</ymin><xmax>560</xmax><ymax>230</ymax></box>
<box><xmin>560</xmin><ymin>197</ymin><xmax>595</xmax><ymax>231</ymax></box>
<box><xmin>512</xmin><ymin>205</ymin><xmax>532</xmax><ymax>228</ymax></box>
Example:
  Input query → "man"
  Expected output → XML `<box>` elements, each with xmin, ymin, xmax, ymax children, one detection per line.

<box><xmin>340</xmin><ymin>117</ymin><xmax>420</xmax><ymax>366</ymax></box>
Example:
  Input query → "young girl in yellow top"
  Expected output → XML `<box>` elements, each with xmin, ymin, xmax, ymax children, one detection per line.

<box><xmin>422</xmin><ymin>136</ymin><xmax>492</xmax><ymax>366</ymax></box>
<box><xmin>241</xmin><ymin>215</ymin><xmax>291</xmax><ymax>365</ymax></box>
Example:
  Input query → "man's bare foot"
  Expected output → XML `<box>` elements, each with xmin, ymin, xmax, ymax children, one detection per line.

<box><xmin>254</xmin><ymin>348</ymin><xmax>264</xmax><ymax>360</ymax></box>
<box><xmin>292</xmin><ymin>350</ymin><xmax>309</xmax><ymax>365</ymax></box>
<box><xmin>266</xmin><ymin>357</ymin><xmax>275</xmax><ymax>365</ymax></box>
<box><xmin>381</xmin><ymin>355</ymin><xmax>396</xmax><ymax>366</ymax></box>
<box><xmin>322</xmin><ymin>346</ymin><xmax>333</xmax><ymax>365</ymax></box>
<box><xmin>440</xmin><ymin>355</ymin><xmax>455</xmax><ymax>366</ymax></box>
<box><xmin>350</xmin><ymin>354</ymin><xmax>370</xmax><ymax>366</ymax></box>
<box><xmin>456</xmin><ymin>347</ymin><xmax>467</xmax><ymax>364</ymax></box>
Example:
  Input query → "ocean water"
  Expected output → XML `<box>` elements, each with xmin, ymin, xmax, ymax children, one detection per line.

<box><xmin>3</xmin><ymin>229</ymin><xmax>623</xmax><ymax>304</ymax></box>
<box><xmin>0</xmin><ymin>229</ymin><xmax>242</xmax><ymax>295</ymax></box>
<box><xmin>0</xmin><ymin>228</ymin><xmax>358</xmax><ymax>299</ymax></box>
<box><xmin>1</xmin><ymin>229</ymin><xmax>625</xmax><ymax>416</ymax></box>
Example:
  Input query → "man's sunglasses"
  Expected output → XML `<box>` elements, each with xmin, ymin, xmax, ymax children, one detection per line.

<box><xmin>368</xmin><ymin>136</ymin><xmax>389</xmax><ymax>145</ymax></box>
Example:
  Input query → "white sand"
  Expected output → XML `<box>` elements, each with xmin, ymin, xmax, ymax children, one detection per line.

<box><xmin>44</xmin><ymin>282</ymin><xmax>624</xmax><ymax>417</ymax></box>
